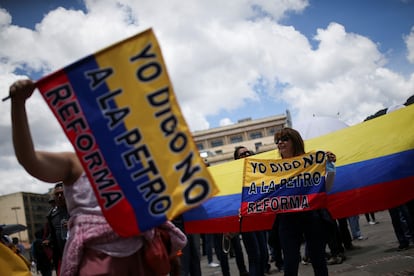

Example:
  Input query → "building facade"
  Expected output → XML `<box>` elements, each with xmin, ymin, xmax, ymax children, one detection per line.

<box><xmin>0</xmin><ymin>191</ymin><xmax>51</xmax><ymax>244</ymax></box>
<box><xmin>192</xmin><ymin>112</ymin><xmax>290</xmax><ymax>165</ymax></box>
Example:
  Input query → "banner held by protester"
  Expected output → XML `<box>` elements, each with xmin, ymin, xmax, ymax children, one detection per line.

<box><xmin>241</xmin><ymin>151</ymin><xmax>327</xmax><ymax>217</ymax></box>
<box><xmin>36</xmin><ymin>28</ymin><xmax>218</xmax><ymax>236</ymax></box>
<box><xmin>183</xmin><ymin>105</ymin><xmax>414</xmax><ymax>233</ymax></box>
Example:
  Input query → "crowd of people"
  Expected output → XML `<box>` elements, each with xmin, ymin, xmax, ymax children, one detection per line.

<box><xmin>6</xmin><ymin>79</ymin><xmax>414</xmax><ymax>276</ymax></box>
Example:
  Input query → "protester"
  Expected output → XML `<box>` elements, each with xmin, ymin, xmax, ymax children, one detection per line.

<box><xmin>31</xmin><ymin>228</ymin><xmax>53</xmax><ymax>276</ymax></box>
<box><xmin>337</xmin><ymin>218</ymin><xmax>356</xmax><ymax>250</ymax></box>
<box><xmin>44</xmin><ymin>182</ymin><xmax>69</xmax><ymax>274</ymax></box>
<box><xmin>12</xmin><ymin>237</ymin><xmax>26</xmax><ymax>256</ymax></box>
<box><xmin>268</xmin><ymin>216</ymin><xmax>285</xmax><ymax>272</ymax></box>
<box><xmin>348</xmin><ymin>215</ymin><xmax>367</xmax><ymax>240</ymax></box>
<box><xmin>213</xmin><ymin>233</ymin><xmax>249</xmax><ymax>276</ymax></box>
<box><xmin>234</xmin><ymin>146</ymin><xmax>271</xmax><ymax>276</ymax></box>
<box><xmin>201</xmin><ymin>234</ymin><xmax>220</xmax><ymax>267</ymax></box>
<box><xmin>364</xmin><ymin>103</ymin><xmax>413</xmax><ymax>251</ymax></box>
<box><xmin>365</xmin><ymin>213</ymin><xmax>379</xmax><ymax>225</ymax></box>
<box><xmin>273</xmin><ymin>127</ymin><xmax>336</xmax><ymax>276</ymax></box>
<box><xmin>173</xmin><ymin>215</ymin><xmax>202</xmax><ymax>276</ymax></box>
<box><xmin>200</xmin><ymin>160</ymin><xmax>220</xmax><ymax>269</ymax></box>
<box><xmin>302</xmin><ymin>210</ymin><xmax>348</xmax><ymax>267</ymax></box>
<box><xmin>388</xmin><ymin>204</ymin><xmax>414</xmax><ymax>251</ymax></box>
<box><xmin>9</xmin><ymin>79</ymin><xmax>187</xmax><ymax>276</ymax></box>
<box><xmin>324</xmin><ymin>214</ymin><xmax>346</xmax><ymax>265</ymax></box>
<box><xmin>202</xmin><ymin>154</ymin><xmax>249</xmax><ymax>276</ymax></box>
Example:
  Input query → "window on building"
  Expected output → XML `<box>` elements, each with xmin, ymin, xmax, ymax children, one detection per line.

<box><xmin>229</xmin><ymin>135</ymin><xmax>243</xmax><ymax>144</ymax></box>
<box><xmin>267</xmin><ymin>127</ymin><xmax>277</xmax><ymax>136</ymax></box>
<box><xmin>196</xmin><ymin>143</ymin><xmax>204</xmax><ymax>150</ymax></box>
<box><xmin>249</xmin><ymin>131</ymin><xmax>263</xmax><ymax>140</ymax></box>
<box><xmin>210</xmin><ymin>139</ymin><xmax>224</xmax><ymax>147</ymax></box>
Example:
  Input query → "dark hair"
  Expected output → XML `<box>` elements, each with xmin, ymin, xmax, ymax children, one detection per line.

<box><xmin>233</xmin><ymin>146</ymin><xmax>255</xmax><ymax>160</ymax></box>
<box><xmin>274</xmin><ymin>127</ymin><xmax>305</xmax><ymax>158</ymax></box>
<box><xmin>234</xmin><ymin>146</ymin><xmax>245</xmax><ymax>160</ymax></box>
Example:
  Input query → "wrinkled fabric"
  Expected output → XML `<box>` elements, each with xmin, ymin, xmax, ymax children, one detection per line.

<box><xmin>157</xmin><ymin>221</ymin><xmax>187</xmax><ymax>256</ymax></box>
<box><xmin>61</xmin><ymin>173</ymin><xmax>185</xmax><ymax>275</ymax></box>
<box><xmin>64</xmin><ymin>173</ymin><xmax>141</xmax><ymax>257</ymax></box>
<box><xmin>60</xmin><ymin>214</ymin><xmax>143</xmax><ymax>276</ymax></box>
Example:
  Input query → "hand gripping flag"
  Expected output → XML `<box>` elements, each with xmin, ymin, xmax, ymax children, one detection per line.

<box><xmin>36</xmin><ymin>29</ymin><xmax>218</xmax><ymax>236</ymax></box>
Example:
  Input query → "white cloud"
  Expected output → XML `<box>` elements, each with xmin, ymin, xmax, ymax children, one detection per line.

<box><xmin>405</xmin><ymin>26</ymin><xmax>414</xmax><ymax>63</ymax></box>
<box><xmin>278</xmin><ymin>23</ymin><xmax>414</xmax><ymax>124</ymax></box>
<box><xmin>0</xmin><ymin>166</ymin><xmax>53</xmax><ymax>195</ymax></box>
<box><xmin>219</xmin><ymin>118</ymin><xmax>234</xmax><ymax>126</ymax></box>
<box><xmin>0</xmin><ymin>0</ymin><xmax>413</xmax><ymax>195</ymax></box>
<box><xmin>0</xmin><ymin>8</ymin><xmax>11</xmax><ymax>26</ymax></box>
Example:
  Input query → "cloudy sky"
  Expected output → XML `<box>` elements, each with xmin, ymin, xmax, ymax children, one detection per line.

<box><xmin>1</xmin><ymin>0</ymin><xmax>414</xmax><ymax>196</ymax></box>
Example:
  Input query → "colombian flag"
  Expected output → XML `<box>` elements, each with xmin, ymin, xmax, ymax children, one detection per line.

<box><xmin>36</xmin><ymin>29</ymin><xmax>218</xmax><ymax>236</ymax></box>
<box><xmin>183</xmin><ymin>104</ymin><xmax>414</xmax><ymax>233</ymax></box>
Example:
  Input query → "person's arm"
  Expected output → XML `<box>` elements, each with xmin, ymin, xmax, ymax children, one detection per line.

<box><xmin>325</xmin><ymin>151</ymin><xmax>336</xmax><ymax>192</ymax></box>
<box><xmin>10</xmin><ymin>79</ymin><xmax>82</xmax><ymax>185</ymax></box>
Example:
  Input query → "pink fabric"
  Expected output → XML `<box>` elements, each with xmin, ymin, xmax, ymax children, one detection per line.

<box><xmin>60</xmin><ymin>214</ymin><xmax>128</xmax><ymax>276</ymax></box>
<box><xmin>63</xmin><ymin>173</ymin><xmax>141</xmax><ymax>257</ymax></box>
<box><xmin>157</xmin><ymin>221</ymin><xmax>187</xmax><ymax>256</ymax></box>
<box><xmin>60</xmin><ymin>173</ymin><xmax>186</xmax><ymax>275</ymax></box>
<box><xmin>77</xmin><ymin>247</ymin><xmax>153</xmax><ymax>276</ymax></box>
<box><xmin>59</xmin><ymin>213</ymin><xmax>184</xmax><ymax>275</ymax></box>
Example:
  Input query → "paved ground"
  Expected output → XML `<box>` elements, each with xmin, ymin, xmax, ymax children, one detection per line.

<box><xmin>199</xmin><ymin>211</ymin><xmax>414</xmax><ymax>276</ymax></box>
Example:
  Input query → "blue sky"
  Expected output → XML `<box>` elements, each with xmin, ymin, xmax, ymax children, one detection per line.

<box><xmin>2</xmin><ymin>0</ymin><xmax>414</xmax><ymax>126</ymax></box>
<box><xmin>0</xmin><ymin>0</ymin><xmax>414</xmax><ymax>195</ymax></box>
<box><xmin>1</xmin><ymin>0</ymin><xmax>84</xmax><ymax>27</ymax></box>
<box><xmin>283</xmin><ymin>0</ymin><xmax>414</xmax><ymax>74</ymax></box>
<box><xmin>208</xmin><ymin>0</ymin><xmax>414</xmax><ymax>126</ymax></box>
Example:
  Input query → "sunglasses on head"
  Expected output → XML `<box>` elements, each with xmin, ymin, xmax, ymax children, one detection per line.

<box><xmin>275</xmin><ymin>135</ymin><xmax>290</xmax><ymax>144</ymax></box>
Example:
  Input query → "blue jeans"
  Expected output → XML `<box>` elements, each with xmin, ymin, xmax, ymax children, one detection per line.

<box><xmin>347</xmin><ymin>215</ymin><xmax>361</xmax><ymax>239</ymax></box>
<box><xmin>278</xmin><ymin>211</ymin><xmax>328</xmax><ymax>276</ymax></box>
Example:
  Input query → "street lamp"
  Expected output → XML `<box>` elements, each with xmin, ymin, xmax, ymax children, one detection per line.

<box><xmin>11</xmin><ymin>206</ymin><xmax>21</xmax><ymax>240</ymax></box>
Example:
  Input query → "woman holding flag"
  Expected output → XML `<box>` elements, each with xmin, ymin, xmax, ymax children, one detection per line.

<box><xmin>8</xmin><ymin>79</ymin><xmax>187</xmax><ymax>276</ymax></box>
<box><xmin>274</xmin><ymin>127</ymin><xmax>336</xmax><ymax>276</ymax></box>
